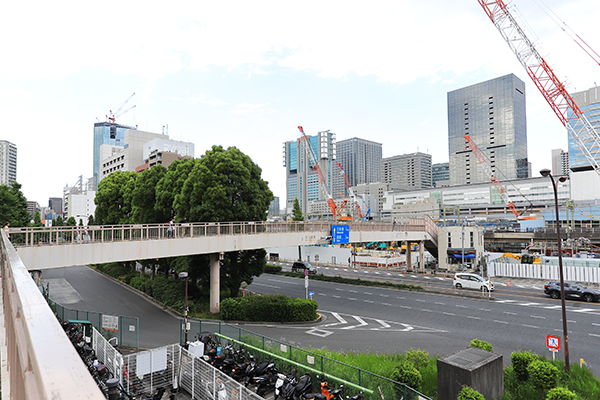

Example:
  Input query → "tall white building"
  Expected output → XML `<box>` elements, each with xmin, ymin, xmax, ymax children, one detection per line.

<box><xmin>0</xmin><ymin>140</ymin><xmax>17</xmax><ymax>186</ymax></box>
<box><xmin>551</xmin><ymin>149</ymin><xmax>569</xmax><ymax>177</ymax></box>
<box><xmin>381</xmin><ymin>152</ymin><xmax>432</xmax><ymax>189</ymax></box>
<box><xmin>63</xmin><ymin>176</ymin><xmax>96</xmax><ymax>225</ymax></box>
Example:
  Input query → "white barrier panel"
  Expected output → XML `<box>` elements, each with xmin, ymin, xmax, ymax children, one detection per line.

<box><xmin>490</xmin><ymin>262</ymin><xmax>600</xmax><ymax>285</ymax></box>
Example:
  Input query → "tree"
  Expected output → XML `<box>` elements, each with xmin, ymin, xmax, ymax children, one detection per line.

<box><xmin>220</xmin><ymin>249</ymin><xmax>267</xmax><ymax>297</ymax></box>
<box><xmin>87</xmin><ymin>215</ymin><xmax>95</xmax><ymax>225</ymax></box>
<box><xmin>131</xmin><ymin>165</ymin><xmax>167</xmax><ymax>223</ymax></box>
<box><xmin>155</xmin><ymin>159</ymin><xmax>198</xmax><ymax>222</ymax></box>
<box><xmin>292</xmin><ymin>198</ymin><xmax>303</xmax><ymax>221</ymax></box>
<box><xmin>457</xmin><ymin>386</ymin><xmax>484</xmax><ymax>400</ymax></box>
<box><xmin>175</xmin><ymin>145</ymin><xmax>273</xmax><ymax>222</ymax></box>
<box><xmin>54</xmin><ymin>215</ymin><xmax>64</xmax><ymax>226</ymax></box>
<box><xmin>0</xmin><ymin>182</ymin><xmax>30</xmax><ymax>227</ymax></box>
<box><xmin>511</xmin><ymin>350</ymin><xmax>537</xmax><ymax>382</ymax></box>
<box><xmin>528</xmin><ymin>359</ymin><xmax>559</xmax><ymax>397</ymax></box>
<box><xmin>66</xmin><ymin>216</ymin><xmax>77</xmax><ymax>226</ymax></box>
<box><xmin>32</xmin><ymin>210</ymin><xmax>43</xmax><ymax>227</ymax></box>
<box><xmin>94</xmin><ymin>171</ymin><xmax>138</xmax><ymax>224</ymax></box>
<box><xmin>392</xmin><ymin>362</ymin><xmax>422</xmax><ymax>400</ymax></box>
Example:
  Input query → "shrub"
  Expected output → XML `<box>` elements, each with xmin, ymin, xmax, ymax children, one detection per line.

<box><xmin>528</xmin><ymin>359</ymin><xmax>559</xmax><ymax>394</ymax></box>
<box><xmin>406</xmin><ymin>348</ymin><xmax>429</xmax><ymax>371</ymax></box>
<box><xmin>457</xmin><ymin>386</ymin><xmax>484</xmax><ymax>400</ymax></box>
<box><xmin>220</xmin><ymin>294</ymin><xmax>317</xmax><ymax>322</ymax></box>
<box><xmin>546</xmin><ymin>387</ymin><xmax>577</xmax><ymax>400</ymax></box>
<box><xmin>264</xmin><ymin>264</ymin><xmax>282</xmax><ymax>273</ymax></box>
<box><xmin>470</xmin><ymin>339</ymin><xmax>493</xmax><ymax>352</ymax></box>
<box><xmin>511</xmin><ymin>350</ymin><xmax>537</xmax><ymax>381</ymax></box>
<box><xmin>392</xmin><ymin>362</ymin><xmax>422</xmax><ymax>392</ymax></box>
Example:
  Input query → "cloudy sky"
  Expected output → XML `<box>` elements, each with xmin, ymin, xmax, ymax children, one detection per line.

<box><xmin>1</xmin><ymin>0</ymin><xmax>598</xmax><ymax>207</ymax></box>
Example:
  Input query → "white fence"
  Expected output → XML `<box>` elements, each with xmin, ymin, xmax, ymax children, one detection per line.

<box><xmin>92</xmin><ymin>329</ymin><xmax>263</xmax><ymax>399</ymax></box>
<box><xmin>489</xmin><ymin>262</ymin><xmax>600</xmax><ymax>285</ymax></box>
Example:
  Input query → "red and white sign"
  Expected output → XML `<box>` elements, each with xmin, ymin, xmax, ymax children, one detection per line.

<box><xmin>547</xmin><ymin>335</ymin><xmax>560</xmax><ymax>350</ymax></box>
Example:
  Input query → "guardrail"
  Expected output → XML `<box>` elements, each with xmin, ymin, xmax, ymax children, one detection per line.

<box><xmin>0</xmin><ymin>230</ymin><xmax>105</xmax><ymax>399</ymax></box>
<box><xmin>8</xmin><ymin>219</ymin><xmax>431</xmax><ymax>248</ymax></box>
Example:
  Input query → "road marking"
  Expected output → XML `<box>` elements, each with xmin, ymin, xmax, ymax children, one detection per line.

<box><xmin>382</xmin><ymin>303</ymin><xmax>392</xmax><ymax>306</ymax></box>
<box><xmin>365</xmin><ymin>300</ymin><xmax>374</xmax><ymax>303</ymax></box>
<box><xmin>336</xmin><ymin>288</ymin><xmax>344</xmax><ymax>291</ymax></box>
<box><xmin>410</xmin><ymin>275</ymin><xmax>418</xmax><ymax>278</ymax></box>
<box><xmin>435</xmin><ymin>302</ymin><xmax>446</xmax><ymax>305</ymax></box>
<box><xmin>423</xmin><ymin>277</ymin><xmax>431</xmax><ymax>280</ymax></box>
<box><xmin>348</xmin><ymin>298</ymin><xmax>357</xmax><ymax>301</ymax></box>
<box><xmin>544</xmin><ymin>306</ymin><xmax>563</xmax><ymax>309</ymax></box>
<box><xmin>436</xmin><ymin>277</ymin><xmax>445</xmax><ymax>280</ymax></box>
<box><xmin>443</xmin><ymin>312</ymin><xmax>455</xmax><ymax>316</ymax></box>
<box><xmin>375</xmin><ymin>319</ymin><xmax>391</xmax><ymax>328</ymax></box>
<box><xmin>364</xmin><ymin>292</ymin><xmax>373</xmax><ymax>295</ymax></box>
<box><xmin>494</xmin><ymin>320</ymin><xmax>508</xmax><ymax>324</ymax></box>
<box><xmin>349</xmin><ymin>290</ymin><xmax>358</xmax><ymax>293</ymax></box>
<box><xmin>398</xmin><ymin>297</ymin><xmax>406</xmax><ymax>300</ymax></box>
<box><xmin>318</xmin><ymin>293</ymin><xmax>326</xmax><ymax>296</ymax></box>
<box><xmin>374</xmin><ymin>272</ymin><xmax>380</xmax><ymax>275</ymax></box>
<box><xmin>589</xmin><ymin>333</ymin><xmax>600</xmax><ymax>338</ymax></box>
<box><xmin>522</xmin><ymin>324</ymin><xmax>539</xmax><ymax>329</ymax></box>
<box><xmin>332</xmin><ymin>295</ymin><xmax>341</xmax><ymax>299</ymax></box>
<box><xmin>592</xmin><ymin>323</ymin><xmax>600</xmax><ymax>327</ymax></box>
<box><xmin>571</xmin><ymin>309</ymin><xmax>595</xmax><ymax>313</ymax></box>
<box><xmin>306</xmin><ymin>329</ymin><xmax>334</xmax><ymax>338</ymax></box>
<box><xmin>415</xmin><ymin>299</ymin><xmax>426</xmax><ymax>303</ymax></box>
<box><xmin>319</xmin><ymin>312</ymin><xmax>347</xmax><ymax>328</ymax></box>
<box><xmin>530</xmin><ymin>315</ymin><xmax>545</xmax><ymax>319</ymax></box>
<box><xmin>422</xmin><ymin>309</ymin><xmax>433</xmax><ymax>312</ymax></box>
<box><xmin>478</xmin><ymin>308</ymin><xmax>491</xmax><ymax>312</ymax></box>
<box><xmin>253</xmin><ymin>282</ymin><xmax>282</xmax><ymax>289</ymax></box>
<box><xmin>520</xmin><ymin>303</ymin><xmax>542</xmax><ymax>307</ymax></box>
<box><xmin>504</xmin><ymin>311</ymin><xmax>518</xmax><ymax>315</ymax></box>
<box><xmin>495</xmin><ymin>300</ymin><xmax>516</xmax><ymax>303</ymax></box>
<box><xmin>467</xmin><ymin>316</ymin><xmax>481</xmax><ymax>320</ymax></box>
<box><xmin>401</xmin><ymin>305</ymin><xmax>412</xmax><ymax>309</ymax></box>
<box><xmin>380</xmin><ymin>294</ymin><xmax>389</xmax><ymax>297</ymax></box>
<box><xmin>456</xmin><ymin>305</ymin><xmax>467</xmax><ymax>308</ymax></box>
<box><xmin>342</xmin><ymin>316</ymin><xmax>368</xmax><ymax>330</ymax></box>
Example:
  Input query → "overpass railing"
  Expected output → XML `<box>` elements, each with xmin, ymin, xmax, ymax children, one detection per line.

<box><xmin>0</xmin><ymin>230</ymin><xmax>105</xmax><ymax>399</ymax></box>
<box><xmin>9</xmin><ymin>219</ymin><xmax>431</xmax><ymax>248</ymax></box>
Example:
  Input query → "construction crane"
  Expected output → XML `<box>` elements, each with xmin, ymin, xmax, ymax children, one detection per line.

<box><xmin>336</xmin><ymin>162</ymin><xmax>363</xmax><ymax>219</ymax></box>
<box><xmin>477</xmin><ymin>1</ymin><xmax>600</xmax><ymax>179</ymax></box>
<box><xmin>297</xmin><ymin>126</ymin><xmax>339</xmax><ymax>220</ymax></box>
<box><xmin>464</xmin><ymin>135</ymin><xmax>520</xmax><ymax>219</ymax></box>
<box><xmin>106</xmin><ymin>92</ymin><xmax>136</xmax><ymax>124</ymax></box>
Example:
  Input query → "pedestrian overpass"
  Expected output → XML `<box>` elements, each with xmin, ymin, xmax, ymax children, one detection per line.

<box><xmin>0</xmin><ymin>217</ymin><xmax>437</xmax><ymax>399</ymax></box>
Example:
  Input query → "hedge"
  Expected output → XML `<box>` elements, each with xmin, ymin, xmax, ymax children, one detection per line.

<box><xmin>220</xmin><ymin>294</ymin><xmax>318</xmax><ymax>322</ymax></box>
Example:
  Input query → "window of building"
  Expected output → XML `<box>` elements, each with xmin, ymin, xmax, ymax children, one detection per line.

<box><xmin>470</xmin><ymin>231</ymin><xmax>474</xmax><ymax>247</ymax></box>
<box><xmin>448</xmin><ymin>232</ymin><xmax>452</xmax><ymax>247</ymax></box>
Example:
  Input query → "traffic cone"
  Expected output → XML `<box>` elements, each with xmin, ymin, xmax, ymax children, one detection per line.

<box><xmin>507</xmin><ymin>279</ymin><xmax>510</xmax><ymax>287</ymax></box>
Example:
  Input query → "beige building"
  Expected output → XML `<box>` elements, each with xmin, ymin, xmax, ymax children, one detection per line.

<box><xmin>437</xmin><ymin>225</ymin><xmax>485</xmax><ymax>272</ymax></box>
<box><xmin>100</xmin><ymin>130</ymin><xmax>165</xmax><ymax>181</ymax></box>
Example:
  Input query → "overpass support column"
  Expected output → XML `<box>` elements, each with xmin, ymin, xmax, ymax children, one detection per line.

<box><xmin>210</xmin><ymin>253</ymin><xmax>221</xmax><ymax>313</ymax></box>
<box><xmin>406</xmin><ymin>242</ymin><xmax>412</xmax><ymax>272</ymax></box>
<box><xmin>419</xmin><ymin>241</ymin><xmax>425</xmax><ymax>273</ymax></box>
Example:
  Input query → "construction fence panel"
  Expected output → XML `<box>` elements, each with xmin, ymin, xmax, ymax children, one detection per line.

<box><xmin>491</xmin><ymin>262</ymin><xmax>600</xmax><ymax>285</ymax></box>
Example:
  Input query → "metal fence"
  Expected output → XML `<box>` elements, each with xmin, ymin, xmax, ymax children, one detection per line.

<box><xmin>49</xmin><ymin>299</ymin><xmax>140</xmax><ymax>348</ymax></box>
<box><xmin>489</xmin><ymin>262</ymin><xmax>600</xmax><ymax>285</ymax></box>
<box><xmin>182</xmin><ymin>320</ymin><xmax>432</xmax><ymax>400</ymax></box>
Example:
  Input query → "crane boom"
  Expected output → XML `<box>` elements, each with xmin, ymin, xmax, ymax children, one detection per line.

<box><xmin>297</xmin><ymin>126</ymin><xmax>339</xmax><ymax>219</ymax></box>
<box><xmin>478</xmin><ymin>0</ymin><xmax>600</xmax><ymax>178</ymax></box>
<box><xmin>464</xmin><ymin>135</ymin><xmax>519</xmax><ymax>218</ymax></box>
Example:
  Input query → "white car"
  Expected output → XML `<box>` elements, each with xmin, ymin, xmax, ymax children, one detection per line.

<box><xmin>453</xmin><ymin>273</ymin><xmax>494</xmax><ymax>292</ymax></box>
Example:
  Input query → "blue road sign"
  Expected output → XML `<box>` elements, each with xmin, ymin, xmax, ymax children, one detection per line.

<box><xmin>331</xmin><ymin>225</ymin><xmax>349</xmax><ymax>244</ymax></box>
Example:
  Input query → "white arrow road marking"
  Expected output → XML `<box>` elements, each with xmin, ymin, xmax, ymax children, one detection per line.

<box><xmin>319</xmin><ymin>312</ymin><xmax>347</xmax><ymax>328</ymax></box>
<box><xmin>342</xmin><ymin>316</ymin><xmax>368</xmax><ymax>329</ymax></box>
<box><xmin>371</xmin><ymin>319</ymin><xmax>391</xmax><ymax>330</ymax></box>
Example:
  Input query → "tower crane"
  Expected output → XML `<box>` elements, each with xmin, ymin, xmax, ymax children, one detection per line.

<box><xmin>297</xmin><ymin>126</ymin><xmax>339</xmax><ymax>220</ymax></box>
<box><xmin>106</xmin><ymin>92</ymin><xmax>136</xmax><ymax>124</ymax></box>
<box><xmin>464</xmin><ymin>135</ymin><xmax>520</xmax><ymax>218</ymax></box>
<box><xmin>477</xmin><ymin>1</ymin><xmax>600</xmax><ymax>178</ymax></box>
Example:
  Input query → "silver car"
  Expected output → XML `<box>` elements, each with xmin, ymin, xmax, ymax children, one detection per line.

<box><xmin>453</xmin><ymin>273</ymin><xmax>494</xmax><ymax>292</ymax></box>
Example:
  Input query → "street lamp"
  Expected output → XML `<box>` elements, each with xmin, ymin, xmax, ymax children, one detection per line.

<box><xmin>179</xmin><ymin>271</ymin><xmax>189</xmax><ymax>344</ymax></box>
<box><xmin>540</xmin><ymin>168</ymin><xmax>570</xmax><ymax>372</ymax></box>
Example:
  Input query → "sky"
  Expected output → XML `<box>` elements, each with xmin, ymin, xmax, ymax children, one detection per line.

<box><xmin>1</xmin><ymin>0</ymin><xmax>598</xmax><ymax>207</ymax></box>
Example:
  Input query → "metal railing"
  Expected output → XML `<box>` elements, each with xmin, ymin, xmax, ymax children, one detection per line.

<box><xmin>8</xmin><ymin>219</ymin><xmax>432</xmax><ymax>248</ymax></box>
<box><xmin>0</xmin><ymin>230</ymin><xmax>105</xmax><ymax>399</ymax></box>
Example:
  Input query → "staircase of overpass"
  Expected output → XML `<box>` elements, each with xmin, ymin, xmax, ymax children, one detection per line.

<box><xmin>1</xmin><ymin>217</ymin><xmax>438</xmax><ymax>398</ymax></box>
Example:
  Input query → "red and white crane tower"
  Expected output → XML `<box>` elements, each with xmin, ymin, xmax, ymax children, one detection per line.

<box><xmin>297</xmin><ymin>126</ymin><xmax>340</xmax><ymax>220</ymax></box>
<box><xmin>477</xmin><ymin>0</ymin><xmax>600</xmax><ymax>178</ymax></box>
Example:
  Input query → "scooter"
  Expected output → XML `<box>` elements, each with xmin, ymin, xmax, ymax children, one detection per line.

<box><xmin>244</xmin><ymin>360</ymin><xmax>273</xmax><ymax>387</ymax></box>
<box><xmin>253</xmin><ymin>363</ymin><xmax>278</xmax><ymax>396</ymax></box>
<box><xmin>283</xmin><ymin>373</ymin><xmax>312</xmax><ymax>400</ymax></box>
<box><xmin>273</xmin><ymin>371</ymin><xmax>294</xmax><ymax>400</ymax></box>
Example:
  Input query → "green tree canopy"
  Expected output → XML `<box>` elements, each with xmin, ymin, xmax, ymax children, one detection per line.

<box><xmin>292</xmin><ymin>198</ymin><xmax>303</xmax><ymax>221</ymax></box>
<box><xmin>32</xmin><ymin>210</ymin><xmax>43</xmax><ymax>227</ymax></box>
<box><xmin>176</xmin><ymin>146</ymin><xmax>273</xmax><ymax>222</ymax></box>
<box><xmin>94</xmin><ymin>171</ymin><xmax>138</xmax><ymax>224</ymax></box>
<box><xmin>132</xmin><ymin>165</ymin><xmax>167</xmax><ymax>224</ymax></box>
<box><xmin>0</xmin><ymin>182</ymin><xmax>29</xmax><ymax>227</ymax></box>
<box><xmin>155</xmin><ymin>158</ymin><xmax>198</xmax><ymax>221</ymax></box>
<box><xmin>66</xmin><ymin>216</ymin><xmax>77</xmax><ymax>226</ymax></box>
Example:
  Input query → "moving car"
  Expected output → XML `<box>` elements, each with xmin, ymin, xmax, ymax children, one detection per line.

<box><xmin>453</xmin><ymin>273</ymin><xmax>494</xmax><ymax>292</ymax></box>
<box><xmin>544</xmin><ymin>281</ymin><xmax>600</xmax><ymax>303</ymax></box>
<box><xmin>291</xmin><ymin>261</ymin><xmax>318</xmax><ymax>274</ymax></box>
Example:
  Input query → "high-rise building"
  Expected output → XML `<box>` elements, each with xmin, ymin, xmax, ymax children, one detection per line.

<box><xmin>48</xmin><ymin>197</ymin><xmax>63</xmax><ymax>217</ymax></box>
<box><xmin>334</xmin><ymin>138</ymin><xmax>382</xmax><ymax>197</ymax></box>
<box><xmin>0</xmin><ymin>140</ymin><xmax>17</xmax><ymax>186</ymax></box>
<box><xmin>93</xmin><ymin>122</ymin><xmax>137</xmax><ymax>189</ymax></box>
<box><xmin>448</xmin><ymin>74</ymin><xmax>528</xmax><ymax>186</ymax></box>
<box><xmin>568</xmin><ymin>86</ymin><xmax>600</xmax><ymax>173</ymax></box>
<box><xmin>551</xmin><ymin>149</ymin><xmax>570</xmax><ymax>177</ymax></box>
<box><xmin>432</xmin><ymin>162</ymin><xmax>450</xmax><ymax>188</ymax></box>
<box><xmin>283</xmin><ymin>131</ymin><xmax>337</xmax><ymax>216</ymax></box>
<box><xmin>381</xmin><ymin>153</ymin><xmax>432</xmax><ymax>189</ymax></box>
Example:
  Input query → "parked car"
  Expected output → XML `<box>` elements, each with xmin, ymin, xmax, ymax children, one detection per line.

<box><xmin>453</xmin><ymin>273</ymin><xmax>494</xmax><ymax>292</ymax></box>
<box><xmin>291</xmin><ymin>261</ymin><xmax>317</xmax><ymax>274</ymax></box>
<box><xmin>544</xmin><ymin>281</ymin><xmax>600</xmax><ymax>302</ymax></box>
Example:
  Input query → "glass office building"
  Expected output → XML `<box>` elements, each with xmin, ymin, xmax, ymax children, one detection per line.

<box><xmin>334</xmin><ymin>138</ymin><xmax>382</xmax><ymax>197</ymax></box>
<box><xmin>567</xmin><ymin>86</ymin><xmax>600</xmax><ymax>172</ymax></box>
<box><xmin>448</xmin><ymin>74</ymin><xmax>528</xmax><ymax>186</ymax></box>
<box><xmin>93</xmin><ymin>122</ymin><xmax>136</xmax><ymax>189</ymax></box>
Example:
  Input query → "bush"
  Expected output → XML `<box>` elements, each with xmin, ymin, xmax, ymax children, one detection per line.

<box><xmin>264</xmin><ymin>264</ymin><xmax>282</xmax><ymax>273</ymax></box>
<box><xmin>220</xmin><ymin>294</ymin><xmax>318</xmax><ymax>322</ymax></box>
<box><xmin>528</xmin><ymin>359</ymin><xmax>559</xmax><ymax>393</ymax></box>
<box><xmin>392</xmin><ymin>362</ymin><xmax>422</xmax><ymax>392</ymax></box>
<box><xmin>406</xmin><ymin>348</ymin><xmax>429</xmax><ymax>371</ymax></box>
<box><xmin>458</xmin><ymin>386</ymin><xmax>484</xmax><ymax>400</ymax></box>
<box><xmin>470</xmin><ymin>339</ymin><xmax>493</xmax><ymax>352</ymax></box>
<box><xmin>546</xmin><ymin>387</ymin><xmax>577</xmax><ymax>400</ymax></box>
<box><xmin>511</xmin><ymin>350</ymin><xmax>537</xmax><ymax>381</ymax></box>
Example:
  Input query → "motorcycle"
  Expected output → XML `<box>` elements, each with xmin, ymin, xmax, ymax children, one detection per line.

<box><xmin>281</xmin><ymin>372</ymin><xmax>312</xmax><ymax>400</ymax></box>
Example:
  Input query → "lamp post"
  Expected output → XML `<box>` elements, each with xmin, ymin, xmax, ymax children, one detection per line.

<box><xmin>540</xmin><ymin>168</ymin><xmax>570</xmax><ymax>372</ymax></box>
<box><xmin>179</xmin><ymin>271</ymin><xmax>189</xmax><ymax>344</ymax></box>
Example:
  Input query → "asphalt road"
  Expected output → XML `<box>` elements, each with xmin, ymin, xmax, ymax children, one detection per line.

<box><xmin>41</xmin><ymin>264</ymin><xmax>600</xmax><ymax>377</ymax></box>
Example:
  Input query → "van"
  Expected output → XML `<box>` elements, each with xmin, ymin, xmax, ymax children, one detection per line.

<box><xmin>291</xmin><ymin>261</ymin><xmax>317</xmax><ymax>274</ymax></box>
<box><xmin>453</xmin><ymin>273</ymin><xmax>494</xmax><ymax>292</ymax></box>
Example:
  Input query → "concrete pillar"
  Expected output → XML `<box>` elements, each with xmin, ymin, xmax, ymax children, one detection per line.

<box><xmin>406</xmin><ymin>242</ymin><xmax>412</xmax><ymax>272</ymax></box>
<box><xmin>210</xmin><ymin>253</ymin><xmax>220</xmax><ymax>313</ymax></box>
<box><xmin>419</xmin><ymin>240</ymin><xmax>425</xmax><ymax>273</ymax></box>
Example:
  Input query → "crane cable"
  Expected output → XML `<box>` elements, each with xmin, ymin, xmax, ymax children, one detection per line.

<box><xmin>530</xmin><ymin>0</ymin><xmax>600</xmax><ymax>67</ymax></box>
